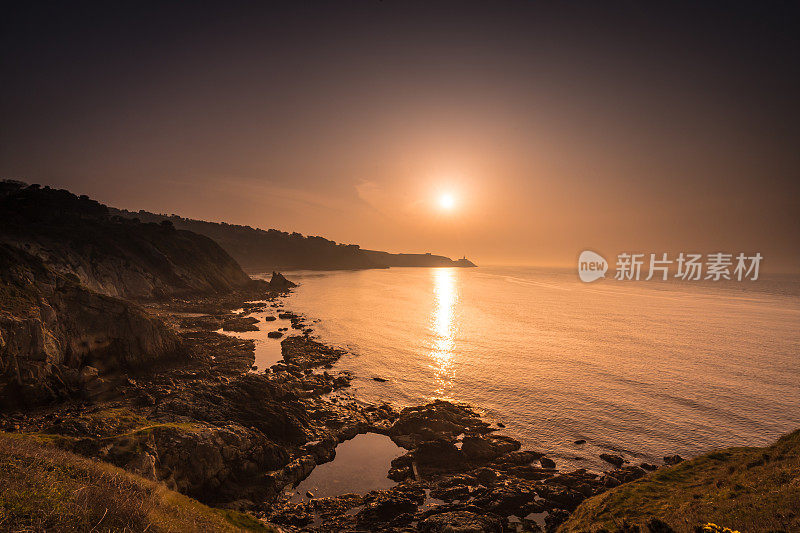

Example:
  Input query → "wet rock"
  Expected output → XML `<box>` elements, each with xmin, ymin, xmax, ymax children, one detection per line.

<box><xmin>502</xmin><ymin>465</ymin><xmax>554</xmax><ymax>480</ymax></box>
<box><xmin>419</xmin><ymin>509</ymin><xmax>504</xmax><ymax>532</ymax></box>
<box><xmin>178</xmin><ymin>315</ymin><xmax>222</xmax><ymax>330</ymax></box>
<box><xmin>282</xmin><ymin>336</ymin><xmax>344</xmax><ymax>369</ymax></box>
<box><xmin>357</xmin><ymin>488</ymin><xmax>422</xmax><ymax>523</ymax></box>
<box><xmin>390</xmin><ymin>400</ymin><xmax>490</xmax><ymax>447</ymax></box>
<box><xmin>241</xmin><ymin>302</ymin><xmax>267</xmax><ymax>313</ymax></box>
<box><xmin>267</xmin><ymin>331</ymin><xmax>283</xmax><ymax>338</ymax></box>
<box><xmin>372</xmin><ymin>376</ymin><xmax>388</xmax><ymax>382</ymax></box>
<box><xmin>663</xmin><ymin>454</ymin><xmax>684</xmax><ymax>465</ymax></box>
<box><xmin>462</xmin><ymin>434</ymin><xmax>521</xmax><ymax>462</ymax></box>
<box><xmin>608</xmin><ymin>465</ymin><xmax>647</xmax><ymax>483</ymax></box>
<box><xmin>264</xmin><ymin>316</ymin><xmax>276</xmax><ymax>321</ymax></box>
<box><xmin>268</xmin><ymin>271</ymin><xmax>296</xmax><ymax>291</ymax></box>
<box><xmin>415</xmin><ymin>438</ymin><xmax>465</xmax><ymax>467</ymax></box>
<box><xmin>600</xmin><ymin>453</ymin><xmax>625</xmax><ymax>467</ymax></box>
<box><xmin>493</xmin><ymin>450</ymin><xmax>543</xmax><ymax>466</ymax></box>
<box><xmin>574</xmin><ymin>439</ymin><xmax>586</xmax><ymax>445</ymax></box>
<box><xmin>388</xmin><ymin>453</ymin><xmax>415</xmax><ymax>481</ymax></box>
<box><xmin>221</xmin><ymin>316</ymin><xmax>259</xmax><ymax>332</ymax></box>
<box><xmin>640</xmin><ymin>462</ymin><xmax>658</xmax><ymax>471</ymax></box>
<box><xmin>539</xmin><ymin>457</ymin><xmax>556</xmax><ymax>468</ymax></box>
<box><xmin>476</xmin><ymin>483</ymin><xmax>539</xmax><ymax>515</ymax></box>
<box><xmin>474</xmin><ymin>467</ymin><xmax>498</xmax><ymax>485</ymax></box>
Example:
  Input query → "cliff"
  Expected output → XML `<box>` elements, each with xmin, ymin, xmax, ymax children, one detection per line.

<box><xmin>0</xmin><ymin>181</ymin><xmax>259</xmax><ymax>406</ymax></box>
<box><xmin>109</xmin><ymin>207</ymin><xmax>384</xmax><ymax>271</ymax></box>
<box><xmin>0</xmin><ymin>243</ymin><xmax>182</xmax><ymax>406</ymax></box>
<box><xmin>110</xmin><ymin>207</ymin><xmax>477</xmax><ymax>271</ymax></box>
<box><xmin>1</xmin><ymin>181</ymin><xmax>253</xmax><ymax>300</ymax></box>
<box><xmin>361</xmin><ymin>250</ymin><xmax>478</xmax><ymax>268</ymax></box>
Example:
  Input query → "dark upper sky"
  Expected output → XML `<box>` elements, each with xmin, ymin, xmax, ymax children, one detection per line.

<box><xmin>2</xmin><ymin>1</ymin><xmax>799</xmax><ymax>271</ymax></box>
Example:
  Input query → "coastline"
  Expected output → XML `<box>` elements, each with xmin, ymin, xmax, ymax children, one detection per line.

<box><xmin>2</xmin><ymin>279</ymin><xmax>797</xmax><ymax>532</ymax></box>
<box><xmin>155</xmin><ymin>283</ymin><xmax>688</xmax><ymax>530</ymax></box>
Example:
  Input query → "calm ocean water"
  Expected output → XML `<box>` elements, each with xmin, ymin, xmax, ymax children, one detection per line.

<box><xmin>272</xmin><ymin>266</ymin><xmax>800</xmax><ymax>469</ymax></box>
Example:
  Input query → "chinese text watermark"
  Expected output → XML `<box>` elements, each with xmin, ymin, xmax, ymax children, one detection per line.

<box><xmin>578</xmin><ymin>251</ymin><xmax>762</xmax><ymax>283</ymax></box>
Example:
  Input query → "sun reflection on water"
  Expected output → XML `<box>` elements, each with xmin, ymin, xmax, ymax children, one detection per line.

<box><xmin>430</xmin><ymin>268</ymin><xmax>459</xmax><ymax>397</ymax></box>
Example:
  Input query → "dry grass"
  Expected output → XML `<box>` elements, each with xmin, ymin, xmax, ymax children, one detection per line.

<box><xmin>0</xmin><ymin>431</ymin><xmax>277</xmax><ymax>532</ymax></box>
<box><xmin>560</xmin><ymin>429</ymin><xmax>800</xmax><ymax>532</ymax></box>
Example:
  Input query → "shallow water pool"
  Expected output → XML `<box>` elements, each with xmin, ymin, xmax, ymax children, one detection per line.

<box><xmin>290</xmin><ymin>433</ymin><xmax>403</xmax><ymax>503</ymax></box>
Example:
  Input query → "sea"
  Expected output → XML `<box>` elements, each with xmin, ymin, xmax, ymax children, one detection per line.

<box><xmin>257</xmin><ymin>266</ymin><xmax>800</xmax><ymax>470</ymax></box>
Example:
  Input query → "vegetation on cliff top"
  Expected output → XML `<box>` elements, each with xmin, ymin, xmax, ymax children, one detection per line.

<box><xmin>0</xmin><ymin>180</ymin><xmax>253</xmax><ymax>299</ymax></box>
<box><xmin>110</xmin><ymin>206</ymin><xmax>475</xmax><ymax>271</ymax></box>
<box><xmin>560</xmin><ymin>429</ymin><xmax>800</xmax><ymax>532</ymax></box>
<box><xmin>0</xmin><ymin>431</ymin><xmax>276</xmax><ymax>532</ymax></box>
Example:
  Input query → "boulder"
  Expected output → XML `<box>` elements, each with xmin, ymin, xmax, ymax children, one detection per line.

<box><xmin>268</xmin><ymin>271</ymin><xmax>297</xmax><ymax>291</ymax></box>
<box><xmin>415</xmin><ymin>438</ymin><xmax>464</xmax><ymax>467</ymax></box>
<box><xmin>419</xmin><ymin>510</ymin><xmax>504</xmax><ymax>532</ymax></box>
<box><xmin>221</xmin><ymin>317</ymin><xmax>259</xmax><ymax>332</ymax></box>
<box><xmin>390</xmin><ymin>400</ymin><xmax>490</xmax><ymax>446</ymax></box>
<box><xmin>461</xmin><ymin>435</ymin><xmax>521</xmax><ymax>461</ymax></box>
<box><xmin>599</xmin><ymin>453</ymin><xmax>625</xmax><ymax>467</ymax></box>
<box><xmin>539</xmin><ymin>457</ymin><xmax>556</xmax><ymax>469</ymax></box>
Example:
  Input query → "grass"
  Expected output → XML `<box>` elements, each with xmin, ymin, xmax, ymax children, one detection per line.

<box><xmin>0</xmin><ymin>431</ymin><xmax>278</xmax><ymax>532</ymax></box>
<box><xmin>560</xmin><ymin>429</ymin><xmax>800</xmax><ymax>532</ymax></box>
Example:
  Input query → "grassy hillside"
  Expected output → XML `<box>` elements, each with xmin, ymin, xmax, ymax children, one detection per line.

<box><xmin>0</xmin><ymin>431</ymin><xmax>277</xmax><ymax>532</ymax></box>
<box><xmin>560</xmin><ymin>429</ymin><xmax>800</xmax><ymax>532</ymax></box>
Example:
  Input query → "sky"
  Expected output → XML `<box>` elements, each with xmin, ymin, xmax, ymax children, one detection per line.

<box><xmin>2</xmin><ymin>1</ymin><xmax>799</xmax><ymax>271</ymax></box>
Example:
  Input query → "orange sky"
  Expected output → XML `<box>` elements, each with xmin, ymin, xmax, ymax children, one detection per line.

<box><xmin>2</xmin><ymin>3</ymin><xmax>798</xmax><ymax>271</ymax></box>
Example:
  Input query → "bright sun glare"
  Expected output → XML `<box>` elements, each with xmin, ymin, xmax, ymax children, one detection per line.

<box><xmin>439</xmin><ymin>193</ymin><xmax>456</xmax><ymax>210</ymax></box>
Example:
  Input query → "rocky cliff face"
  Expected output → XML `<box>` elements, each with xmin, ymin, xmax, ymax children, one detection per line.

<box><xmin>0</xmin><ymin>181</ymin><xmax>259</xmax><ymax>406</ymax></box>
<box><xmin>0</xmin><ymin>244</ymin><xmax>182</xmax><ymax>407</ymax></box>
<box><xmin>0</xmin><ymin>181</ymin><xmax>252</xmax><ymax>300</ymax></box>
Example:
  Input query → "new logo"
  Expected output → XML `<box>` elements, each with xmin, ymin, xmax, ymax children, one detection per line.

<box><xmin>578</xmin><ymin>250</ymin><xmax>607</xmax><ymax>282</ymax></box>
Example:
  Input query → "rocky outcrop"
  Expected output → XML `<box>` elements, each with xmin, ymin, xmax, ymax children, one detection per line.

<box><xmin>281</xmin><ymin>336</ymin><xmax>345</xmax><ymax>369</ymax></box>
<box><xmin>418</xmin><ymin>510</ymin><xmax>504</xmax><ymax>532</ymax></box>
<box><xmin>268</xmin><ymin>271</ymin><xmax>297</xmax><ymax>291</ymax></box>
<box><xmin>0</xmin><ymin>244</ymin><xmax>181</xmax><ymax>407</ymax></box>
<box><xmin>0</xmin><ymin>182</ymin><xmax>253</xmax><ymax>300</ymax></box>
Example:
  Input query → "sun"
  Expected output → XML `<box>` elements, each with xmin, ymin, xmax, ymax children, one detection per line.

<box><xmin>438</xmin><ymin>193</ymin><xmax>456</xmax><ymax>210</ymax></box>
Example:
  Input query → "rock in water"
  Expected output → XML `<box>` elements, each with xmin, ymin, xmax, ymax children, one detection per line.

<box><xmin>540</xmin><ymin>456</ymin><xmax>556</xmax><ymax>468</ymax></box>
<box><xmin>269</xmin><ymin>271</ymin><xmax>297</xmax><ymax>291</ymax></box>
<box><xmin>599</xmin><ymin>453</ymin><xmax>625</xmax><ymax>467</ymax></box>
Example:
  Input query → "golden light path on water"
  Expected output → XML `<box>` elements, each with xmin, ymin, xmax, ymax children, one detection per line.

<box><xmin>280</xmin><ymin>266</ymin><xmax>800</xmax><ymax>470</ymax></box>
<box><xmin>430</xmin><ymin>268</ymin><xmax>458</xmax><ymax>397</ymax></box>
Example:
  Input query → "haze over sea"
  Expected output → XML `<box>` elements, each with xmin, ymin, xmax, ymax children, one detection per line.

<box><xmin>277</xmin><ymin>266</ymin><xmax>800</xmax><ymax>469</ymax></box>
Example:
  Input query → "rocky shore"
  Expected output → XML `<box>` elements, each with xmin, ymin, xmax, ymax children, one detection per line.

<box><xmin>1</xmin><ymin>274</ymin><xmax>696</xmax><ymax>533</ymax></box>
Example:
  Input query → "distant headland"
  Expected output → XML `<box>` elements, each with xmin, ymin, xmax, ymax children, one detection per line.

<box><xmin>110</xmin><ymin>206</ymin><xmax>477</xmax><ymax>272</ymax></box>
